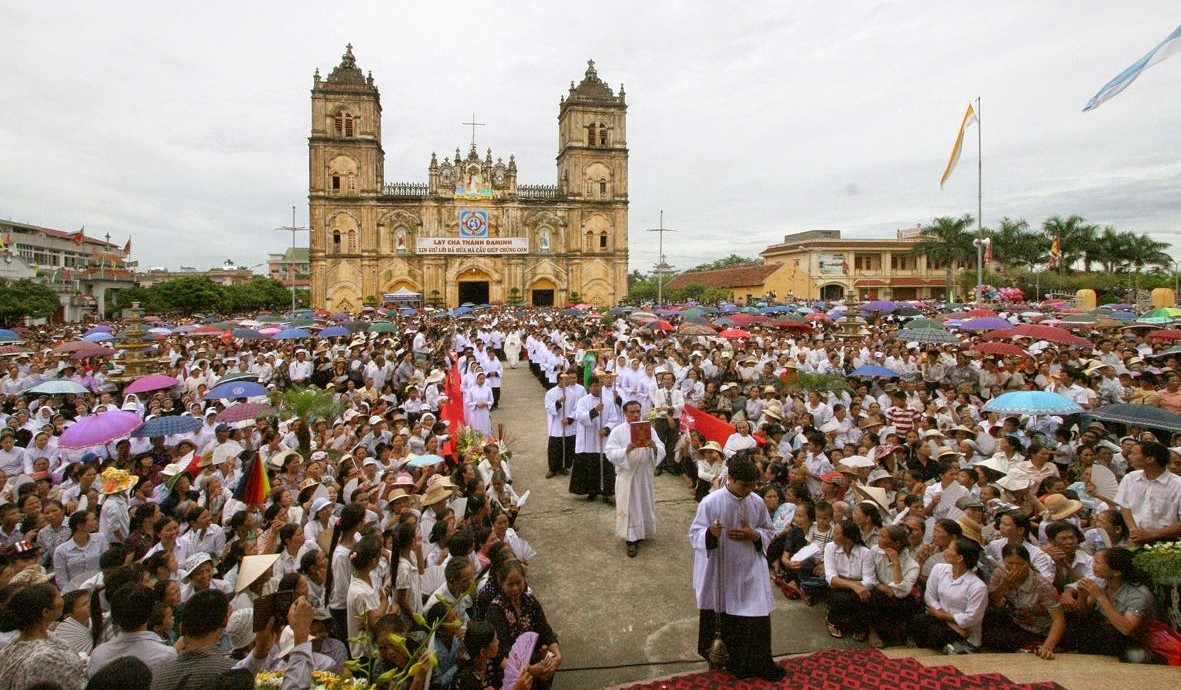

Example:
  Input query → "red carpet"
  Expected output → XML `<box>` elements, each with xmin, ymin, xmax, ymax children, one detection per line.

<box><xmin>615</xmin><ymin>649</ymin><xmax>1068</xmax><ymax>690</ymax></box>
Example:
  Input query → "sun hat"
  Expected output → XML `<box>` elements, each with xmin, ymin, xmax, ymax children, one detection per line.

<box><xmin>226</xmin><ymin>608</ymin><xmax>256</xmax><ymax>650</ymax></box>
<box><xmin>866</xmin><ymin>468</ymin><xmax>893</xmax><ymax>485</ymax></box>
<box><xmin>9</xmin><ymin>567</ymin><xmax>54</xmax><ymax>586</ymax></box>
<box><xmin>392</xmin><ymin>472</ymin><xmax>415</xmax><ymax>488</ymax></box>
<box><xmin>995</xmin><ymin>467</ymin><xmax>1033</xmax><ymax>493</ymax></box>
<box><xmin>426</xmin><ymin>369</ymin><xmax>446</xmax><ymax>384</ymax></box>
<box><xmin>1042</xmin><ymin>493</ymin><xmax>1084</xmax><ymax>521</ymax></box>
<box><xmin>956</xmin><ymin>516</ymin><xmax>984</xmax><ymax>545</ymax></box>
<box><xmin>309</xmin><ymin>496</ymin><xmax>333</xmax><ymax>516</ymax></box>
<box><xmin>419</xmin><ymin>477</ymin><xmax>458</xmax><ymax>507</ymax></box>
<box><xmin>268</xmin><ymin>448</ymin><xmax>302</xmax><ymax>471</ymax></box>
<box><xmin>181</xmin><ymin>552</ymin><xmax>213</xmax><ymax>580</ymax></box>
<box><xmin>820</xmin><ymin>470</ymin><xmax>844</xmax><ymax>485</ymax></box>
<box><xmin>853</xmin><ymin>484</ymin><xmax>891</xmax><ymax>513</ymax></box>
<box><xmin>936</xmin><ymin>445</ymin><xmax>964</xmax><ymax>460</ymax></box>
<box><xmin>235</xmin><ymin>553</ymin><xmax>281</xmax><ymax>593</ymax></box>
<box><xmin>99</xmin><ymin>467</ymin><xmax>139</xmax><ymax>495</ymax></box>
<box><xmin>213</xmin><ymin>441</ymin><xmax>245</xmax><ymax>465</ymax></box>
<box><xmin>700</xmin><ymin>441</ymin><xmax>724</xmax><ymax>457</ymax></box>
<box><xmin>955</xmin><ymin>494</ymin><xmax>984</xmax><ymax>511</ymax></box>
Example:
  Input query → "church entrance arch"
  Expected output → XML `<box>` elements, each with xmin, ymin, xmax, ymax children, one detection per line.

<box><xmin>820</xmin><ymin>283</ymin><xmax>846</xmax><ymax>301</ymax></box>
<box><xmin>458</xmin><ymin>268</ymin><xmax>492</xmax><ymax>306</ymax></box>
<box><xmin>529</xmin><ymin>278</ymin><xmax>557</xmax><ymax>307</ymax></box>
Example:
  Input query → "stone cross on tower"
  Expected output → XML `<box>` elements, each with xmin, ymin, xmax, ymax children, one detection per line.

<box><xmin>462</xmin><ymin>113</ymin><xmax>485</xmax><ymax>148</ymax></box>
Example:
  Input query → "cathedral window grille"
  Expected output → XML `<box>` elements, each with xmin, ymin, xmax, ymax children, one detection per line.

<box><xmin>586</xmin><ymin>124</ymin><xmax>595</xmax><ymax>146</ymax></box>
<box><xmin>334</xmin><ymin>112</ymin><xmax>355</xmax><ymax>138</ymax></box>
<box><xmin>331</xmin><ymin>231</ymin><xmax>342</xmax><ymax>254</ymax></box>
<box><xmin>347</xmin><ymin>230</ymin><xmax>358</xmax><ymax>253</ymax></box>
<box><xmin>585</xmin><ymin>231</ymin><xmax>593</xmax><ymax>252</ymax></box>
<box><xmin>599</xmin><ymin>232</ymin><xmax>609</xmax><ymax>250</ymax></box>
<box><xmin>599</xmin><ymin>180</ymin><xmax>607</xmax><ymax>196</ymax></box>
<box><xmin>598</xmin><ymin>124</ymin><xmax>607</xmax><ymax>146</ymax></box>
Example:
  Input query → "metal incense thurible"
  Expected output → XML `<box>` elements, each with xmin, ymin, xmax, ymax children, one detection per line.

<box><xmin>708</xmin><ymin>518</ymin><xmax>729</xmax><ymax>668</ymax></box>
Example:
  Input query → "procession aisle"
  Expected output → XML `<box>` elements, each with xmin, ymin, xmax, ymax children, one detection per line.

<box><xmin>493</xmin><ymin>363</ymin><xmax>845</xmax><ymax>690</ymax></box>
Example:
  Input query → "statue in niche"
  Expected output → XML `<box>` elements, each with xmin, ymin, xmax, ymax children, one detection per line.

<box><xmin>540</xmin><ymin>229</ymin><xmax>551</xmax><ymax>252</ymax></box>
<box><xmin>395</xmin><ymin>228</ymin><xmax>407</xmax><ymax>252</ymax></box>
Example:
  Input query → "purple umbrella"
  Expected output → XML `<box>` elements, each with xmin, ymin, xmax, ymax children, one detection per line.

<box><xmin>862</xmin><ymin>300</ymin><xmax>897</xmax><ymax>312</ymax></box>
<box><xmin>124</xmin><ymin>374</ymin><xmax>182</xmax><ymax>395</ymax></box>
<box><xmin>960</xmin><ymin>317</ymin><xmax>1012</xmax><ymax>331</ymax></box>
<box><xmin>58</xmin><ymin>410</ymin><xmax>143</xmax><ymax>449</ymax></box>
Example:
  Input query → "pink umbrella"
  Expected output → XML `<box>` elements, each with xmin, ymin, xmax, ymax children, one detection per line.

<box><xmin>718</xmin><ymin>328</ymin><xmax>752</xmax><ymax>339</ymax></box>
<box><xmin>216</xmin><ymin>403</ymin><xmax>277</xmax><ymax>423</ymax></box>
<box><xmin>58</xmin><ymin>410</ymin><xmax>143</xmax><ymax>449</ymax></box>
<box><xmin>72</xmin><ymin>346</ymin><xmax>118</xmax><ymax>359</ymax></box>
<box><xmin>258</xmin><ymin>327</ymin><xmax>282</xmax><ymax>335</ymax></box>
<box><xmin>124</xmin><ymin>374</ymin><xmax>182</xmax><ymax>395</ymax></box>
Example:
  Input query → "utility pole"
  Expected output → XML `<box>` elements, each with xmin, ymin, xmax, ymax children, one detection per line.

<box><xmin>646</xmin><ymin>210</ymin><xmax>677</xmax><ymax>307</ymax></box>
<box><xmin>273</xmin><ymin>205</ymin><xmax>308</xmax><ymax>313</ymax></box>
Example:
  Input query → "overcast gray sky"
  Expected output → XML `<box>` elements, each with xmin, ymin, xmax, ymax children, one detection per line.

<box><xmin>1</xmin><ymin>2</ymin><xmax>1178</xmax><ymax>275</ymax></box>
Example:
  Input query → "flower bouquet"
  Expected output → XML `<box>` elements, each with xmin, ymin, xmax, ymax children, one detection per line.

<box><xmin>256</xmin><ymin>670</ymin><xmax>369</xmax><ymax>690</ymax></box>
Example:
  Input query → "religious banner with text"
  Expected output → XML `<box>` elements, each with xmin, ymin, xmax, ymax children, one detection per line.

<box><xmin>416</xmin><ymin>237</ymin><xmax>529</xmax><ymax>254</ymax></box>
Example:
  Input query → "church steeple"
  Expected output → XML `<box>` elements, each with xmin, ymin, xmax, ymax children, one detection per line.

<box><xmin>556</xmin><ymin>59</ymin><xmax>627</xmax><ymax>199</ymax></box>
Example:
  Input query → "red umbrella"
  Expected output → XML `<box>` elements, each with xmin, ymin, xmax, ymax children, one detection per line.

<box><xmin>771</xmin><ymin>320</ymin><xmax>814</xmax><ymax>332</ymax></box>
<box><xmin>718</xmin><ymin>328</ymin><xmax>752</xmax><ymax>339</ymax></box>
<box><xmin>1147</xmin><ymin>329</ymin><xmax>1181</xmax><ymax>341</ymax></box>
<box><xmin>640</xmin><ymin>319</ymin><xmax>674</xmax><ymax>332</ymax></box>
<box><xmin>989</xmin><ymin>324</ymin><xmax>1092</xmax><ymax>348</ymax></box>
<box><xmin>972</xmin><ymin>341</ymin><xmax>1032</xmax><ymax>358</ymax></box>
<box><xmin>216</xmin><ymin>403</ymin><xmax>277</xmax><ymax>424</ymax></box>
<box><xmin>967</xmin><ymin>308</ymin><xmax>998</xmax><ymax>317</ymax></box>
<box><xmin>806</xmin><ymin>312</ymin><xmax>832</xmax><ymax>322</ymax></box>
<box><xmin>677</xmin><ymin>323</ymin><xmax>716</xmax><ymax>336</ymax></box>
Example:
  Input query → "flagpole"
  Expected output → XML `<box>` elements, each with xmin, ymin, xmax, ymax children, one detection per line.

<box><xmin>976</xmin><ymin>96</ymin><xmax>983</xmax><ymax>299</ymax></box>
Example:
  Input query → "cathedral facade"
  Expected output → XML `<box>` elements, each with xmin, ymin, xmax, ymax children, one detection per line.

<box><xmin>308</xmin><ymin>46</ymin><xmax>630</xmax><ymax>311</ymax></box>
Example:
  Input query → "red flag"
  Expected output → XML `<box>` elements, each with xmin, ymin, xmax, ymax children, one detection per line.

<box><xmin>72</xmin><ymin>228</ymin><xmax>85</xmax><ymax>246</ymax></box>
<box><xmin>439</xmin><ymin>362</ymin><xmax>466</xmax><ymax>460</ymax></box>
<box><xmin>683</xmin><ymin>405</ymin><xmax>765</xmax><ymax>447</ymax></box>
<box><xmin>123</xmin><ymin>237</ymin><xmax>131</xmax><ymax>255</ymax></box>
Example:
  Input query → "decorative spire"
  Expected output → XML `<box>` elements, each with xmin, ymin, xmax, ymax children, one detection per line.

<box><xmin>563</xmin><ymin>59</ymin><xmax>622</xmax><ymax>107</ymax></box>
<box><xmin>323</xmin><ymin>43</ymin><xmax>367</xmax><ymax>86</ymax></box>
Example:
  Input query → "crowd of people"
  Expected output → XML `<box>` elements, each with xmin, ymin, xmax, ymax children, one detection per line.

<box><xmin>0</xmin><ymin>299</ymin><xmax>1177</xmax><ymax>690</ymax></box>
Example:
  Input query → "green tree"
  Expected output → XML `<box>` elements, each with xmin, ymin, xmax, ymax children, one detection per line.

<box><xmin>988</xmin><ymin>217</ymin><xmax>1047</xmax><ymax>270</ymax></box>
<box><xmin>0</xmin><ymin>279</ymin><xmax>62</xmax><ymax>326</ymax></box>
<box><xmin>1043</xmin><ymin>214</ymin><xmax>1098</xmax><ymax>272</ymax></box>
<box><xmin>912</xmin><ymin>214</ymin><xmax>977</xmax><ymax>296</ymax></box>
<box><xmin>152</xmin><ymin>276</ymin><xmax>228</xmax><ymax>314</ymax></box>
<box><xmin>686</xmin><ymin>254</ymin><xmax>762</xmax><ymax>273</ymax></box>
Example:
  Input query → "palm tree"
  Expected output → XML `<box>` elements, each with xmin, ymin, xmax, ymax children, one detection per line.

<box><xmin>1093</xmin><ymin>226</ymin><xmax>1128</xmax><ymax>274</ymax></box>
<box><xmin>1122</xmin><ymin>233</ymin><xmax>1173</xmax><ymax>297</ymax></box>
<box><xmin>988</xmin><ymin>217</ymin><xmax>1048</xmax><ymax>270</ymax></box>
<box><xmin>1043</xmin><ymin>214</ymin><xmax>1099</xmax><ymax>272</ymax></box>
<box><xmin>912</xmin><ymin>214</ymin><xmax>977</xmax><ymax>299</ymax></box>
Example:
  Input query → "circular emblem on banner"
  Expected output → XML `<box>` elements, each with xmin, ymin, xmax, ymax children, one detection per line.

<box><xmin>460</xmin><ymin>212</ymin><xmax>487</xmax><ymax>237</ymax></box>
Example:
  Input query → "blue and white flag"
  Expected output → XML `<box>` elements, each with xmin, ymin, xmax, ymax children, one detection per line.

<box><xmin>1084</xmin><ymin>23</ymin><xmax>1181</xmax><ymax>111</ymax></box>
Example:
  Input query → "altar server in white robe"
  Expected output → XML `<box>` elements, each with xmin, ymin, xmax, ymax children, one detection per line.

<box><xmin>464</xmin><ymin>372</ymin><xmax>494</xmax><ymax>435</ymax></box>
<box><xmin>688</xmin><ymin>455</ymin><xmax>788</xmax><ymax>682</ymax></box>
<box><xmin>605</xmin><ymin>400</ymin><xmax>664</xmax><ymax>558</ymax></box>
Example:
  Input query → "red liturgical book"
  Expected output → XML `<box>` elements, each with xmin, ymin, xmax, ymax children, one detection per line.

<box><xmin>629</xmin><ymin>421</ymin><xmax>652</xmax><ymax>446</ymax></box>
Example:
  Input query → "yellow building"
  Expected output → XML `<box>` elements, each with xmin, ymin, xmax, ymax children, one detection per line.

<box><xmin>759</xmin><ymin>229</ymin><xmax>966</xmax><ymax>301</ymax></box>
<box><xmin>308</xmin><ymin>46</ymin><xmax>629</xmax><ymax>311</ymax></box>
<box><xmin>664</xmin><ymin>263</ymin><xmax>795</xmax><ymax>304</ymax></box>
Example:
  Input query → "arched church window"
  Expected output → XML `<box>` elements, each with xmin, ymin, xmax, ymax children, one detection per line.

<box><xmin>599</xmin><ymin>179</ymin><xmax>608</xmax><ymax>197</ymax></box>
<box><xmin>586</xmin><ymin>124</ymin><xmax>595</xmax><ymax>146</ymax></box>
<box><xmin>331</xmin><ymin>231</ymin><xmax>342</xmax><ymax>254</ymax></box>
<box><xmin>347</xmin><ymin>229</ymin><xmax>358</xmax><ymax>253</ymax></box>
<box><xmin>585</xmin><ymin>231</ymin><xmax>593</xmax><ymax>252</ymax></box>
<box><xmin>598</xmin><ymin>123</ymin><xmax>608</xmax><ymax>146</ymax></box>
<box><xmin>599</xmin><ymin>232</ymin><xmax>609</xmax><ymax>250</ymax></box>
<box><xmin>334</xmin><ymin>111</ymin><xmax>355</xmax><ymax>138</ymax></box>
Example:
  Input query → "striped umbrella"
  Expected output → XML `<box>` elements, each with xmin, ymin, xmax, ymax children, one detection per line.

<box><xmin>233</xmin><ymin>452</ymin><xmax>271</xmax><ymax>505</ymax></box>
<box><xmin>131</xmin><ymin>415</ymin><xmax>204</xmax><ymax>438</ymax></box>
<box><xmin>216</xmin><ymin>403</ymin><xmax>277</xmax><ymax>423</ymax></box>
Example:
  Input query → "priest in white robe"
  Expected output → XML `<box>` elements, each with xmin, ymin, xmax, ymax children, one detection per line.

<box><xmin>464</xmin><ymin>372</ymin><xmax>494</xmax><ymax>435</ymax></box>
<box><xmin>570</xmin><ymin>375</ymin><xmax>622</xmax><ymax>501</ymax></box>
<box><xmin>604</xmin><ymin>400</ymin><xmax>664</xmax><ymax>558</ymax></box>
<box><xmin>688</xmin><ymin>455</ymin><xmax>788</xmax><ymax>681</ymax></box>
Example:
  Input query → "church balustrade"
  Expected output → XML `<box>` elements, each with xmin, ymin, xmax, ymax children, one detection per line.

<box><xmin>516</xmin><ymin>184</ymin><xmax>563</xmax><ymax>200</ymax></box>
<box><xmin>382</xmin><ymin>182</ymin><xmax>431</xmax><ymax>198</ymax></box>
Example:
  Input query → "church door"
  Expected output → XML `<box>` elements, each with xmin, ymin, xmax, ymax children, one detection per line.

<box><xmin>530</xmin><ymin>289</ymin><xmax>554</xmax><ymax>307</ymax></box>
<box><xmin>458</xmin><ymin>281</ymin><xmax>490</xmax><ymax>306</ymax></box>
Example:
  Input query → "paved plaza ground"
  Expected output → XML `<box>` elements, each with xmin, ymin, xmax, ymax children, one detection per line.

<box><xmin>490</xmin><ymin>364</ymin><xmax>1174</xmax><ymax>690</ymax></box>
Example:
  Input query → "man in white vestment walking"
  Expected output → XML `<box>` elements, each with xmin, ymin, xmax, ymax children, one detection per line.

<box><xmin>604</xmin><ymin>400</ymin><xmax>664</xmax><ymax>558</ymax></box>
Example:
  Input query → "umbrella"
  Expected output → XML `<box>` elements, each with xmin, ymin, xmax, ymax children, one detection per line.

<box><xmin>1147</xmin><ymin>329</ymin><xmax>1181</xmax><ymax>341</ymax></box>
<box><xmin>989</xmin><ymin>324</ymin><xmax>1092</xmax><ymax>348</ymax></box>
<box><xmin>289</xmin><ymin>318</ymin><xmax>316</xmax><ymax>327</ymax></box>
<box><xmin>1085</xmin><ymin>404</ymin><xmax>1181</xmax><ymax>433</ymax></box>
<box><xmin>72</xmin><ymin>347</ymin><xmax>118</xmax><ymax>359</ymax></box>
<box><xmin>805</xmin><ymin>312</ymin><xmax>832</xmax><ymax>323</ymax></box>
<box><xmin>124</xmin><ymin>374</ymin><xmax>181</xmax><ymax>395</ymax></box>
<box><xmin>0</xmin><ymin>345</ymin><xmax>32</xmax><ymax>356</ymax></box>
<box><xmin>27</xmin><ymin>379</ymin><xmax>91</xmax><ymax>395</ymax></box>
<box><xmin>677</xmin><ymin>323</ymin><xmax>716</xmax><ymax>336</ymax></box>
<box><xmin>729</xmin><ymin>313</ymin><xmax>772</xmax><ymax>325</ymax></box>
<box><xmin>216</xmin><ymin>403</ymin><xmax>277</xmax><ymax>423</ymax></box>
<box><xmin>369</xmin><ymin>322</ymin><xmax>399</xmax><ymax>334</ymax></box>
<box><xmin>862</xmin><ymin>300</ymin><xmax>897</xmax><ymax>313</ymax></box>
<box><xmin>771</xmin><ymin>319</ymin><xmax>813</xmax><ymax>332</ymax></box>
<box><xmin>58</xmin><ymin>410</ymin><xmax>143</xmax><ymax>449</ymax></box>
<box><xmin>966</xmin><ymin>308</ymin><xmax>998</xmax><ymax>317</ymax></box>
<box><xmin>607</xmin><ymin>307</ymin><xmax>632</xmax><ymax>316</ymax></box>
<box><xmin>318</xmin><ymin>326</ymin><xmax>350</xmax><ymax>338</ymax></box>
<box><xmin>960</xmin><ymin>317</ymin><xmax>1011</xmax><ymax>331</ymax></box>
<box><xmin>0</xmin><ymin>329</ymin><xmax>21</xmax><ymax>341</ymax></box>
<box><xmin>82</xmin><ymin>332</ymin><xmax>116</xmax><ymax>342</ymax></box>
<box><xmin>972</xmin><ymin>342</ymin><xmax>1032</xmax><ymax>358</ymax></box>
<box><xmin>717</xmin><ymin>328</ymin><xmax>752</xmax><ymax>339</ymax></box>
<box><xmin>233</xmin><ymin>452</ymin><xmax>272</xmax><ymax>505</ymax></box>
<box><xmin>894</xmin><ymin>306</ymin><xmax>922</xmax><ymax>317</ymax></box>
<box><xmin>205</xmin><ymin>381</ymin><xmax>269</xmax><ymax>400</ymax></box>
<box><xmin>406</xmin><ymin>453</ymin><xmax>446</xmax><ymax>468</ymax></box>
<box><xmin>214</xmin><ymin>372</ymin><xmax>260</xmax><ymax>388</ymax></box>
<box><xmin>272</xmin><ymin>328</ymin><xmax>311</xmax><ymax>340</ymax></box>
<box><xmin>848</xmin><ymin>365</ymin><xmax>900</xmax><ymax>379</ymax></box>
<box><xmin>904</xmin><ymin>318</ymin><xmax>944</xmax><ymax>330</ymax></box>
<box><xmin>894</xmin><ymin>327</ymin><xmax>960</xmax><ymax>345</ymax></box>
<box><xmin>231</xmin><ymin>328</ymin><xmax>267</xmax><ymax>340</ymax></box>
<box><xmin>1150</xmin><ymin>346</ymin><xmax>1181</xmax><ymax>359</ymax></box>
<box><xmin>983</xmin><ymin>391</ymin><xmax>1083</xmax><ymax>416</ymax></box>
<box><xmin>640</xmin><ymin>319</ymin><xmax>674</xmax><ymax>332</ymax></box>
<box><xmin>258</xmin><ymin>315</ymin><xmax>286</xmax><ymax>323</ymax></box>
<box><xmin>147</xmin><ymin>327</ymin><xmax>173</xmax><ymax>335</ymax></box>
<box><xmin>192</xmin><ymin>326</ymin><xmax>226</xmax><ymax>336</ymax></box>
<box><xmin>53</xmin><ymin>341</ymin><xmax>98</xmax><ymax>353</ymax></box>
<box><xmin>131</xmin><ymin>415</ymin><xmax>204</xmax><ymax>438</ymax></box>
<box><xmin>1110</xmin><ymin>311</ymin><xmax>1137</xmax><ymax>321</ymax></box>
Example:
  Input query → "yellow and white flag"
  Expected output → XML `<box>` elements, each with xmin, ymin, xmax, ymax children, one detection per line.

<box><xmin>939</xmin><ymin>104</ymin><xmax>977</xmax><ymax>188</ymax></box>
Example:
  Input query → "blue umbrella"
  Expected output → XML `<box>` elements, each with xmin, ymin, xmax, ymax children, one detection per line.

<box><xmin>318</xmin><ymin>326</ymin><xmax>350</xmax><ymax>338</ymax></box>
<box><xmin>232</xmin><ymin>329</ymin><xmax>267</xmax><ymax>340</ymax></box>
<box><xmin>205</xmin><ymin>381</ymin><xmax>269</xmax><ymax>400</ymax></box>
<box><xmin>848</xmin><ymin>365</ymin><xmax>901</xmax><ymax>379</ymax></box>
<box><xmin>399</xmin><ymin>308</ymin><xmax>417</xmax><ymax>316</ymax></box>
<box><xmin>983</xmin><ymin>391</ymin><xmax>1083</xmax><ymax>416</ymax></box>
<box><xmin>862</xmin><ymin>300</ymin><xmax>897</xmax><ymax>313</ymax></box>
<box><xmin>83</xmin><ymin>332</ymin><xmax>116</xmax><ymax>342</ymax></box>
<box><xmin>1085</xmin><ymin>404</ymin><xmax>1181</xmax><ymax>433</ymax></box>
<box><xmin>131</xmin><ymin>415</ymin><xmax>204</xmax><ymax>438</ymax></box>
<box><xmin>450</xmin><ymin>306</ymin><xmax>472</xmax><ymax>316</ymax></box>
<box><xmin>272</xmin><ymin>328</ymin><xmax>312</xmax><ymax>340</ymax></box>
<box><xmin>0</xmin><ymin>329</ymin><xmax>21</xmax><ymax>340</ymax></box>
<box><xmin>1110</xmin><ymin>311</ymin><xmax>1137</xmax><ymax>321</ymax></box>
<box><xmin>406</xmin><ymin>453</ymin><xmax>446</xmax><ymax>468</ymax></box>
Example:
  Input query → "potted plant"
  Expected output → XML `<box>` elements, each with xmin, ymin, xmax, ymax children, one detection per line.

<box><xmin>1134</xmin><ymin>541</ymin><xmax>1181</xmax><ymax>630</ymax></box>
